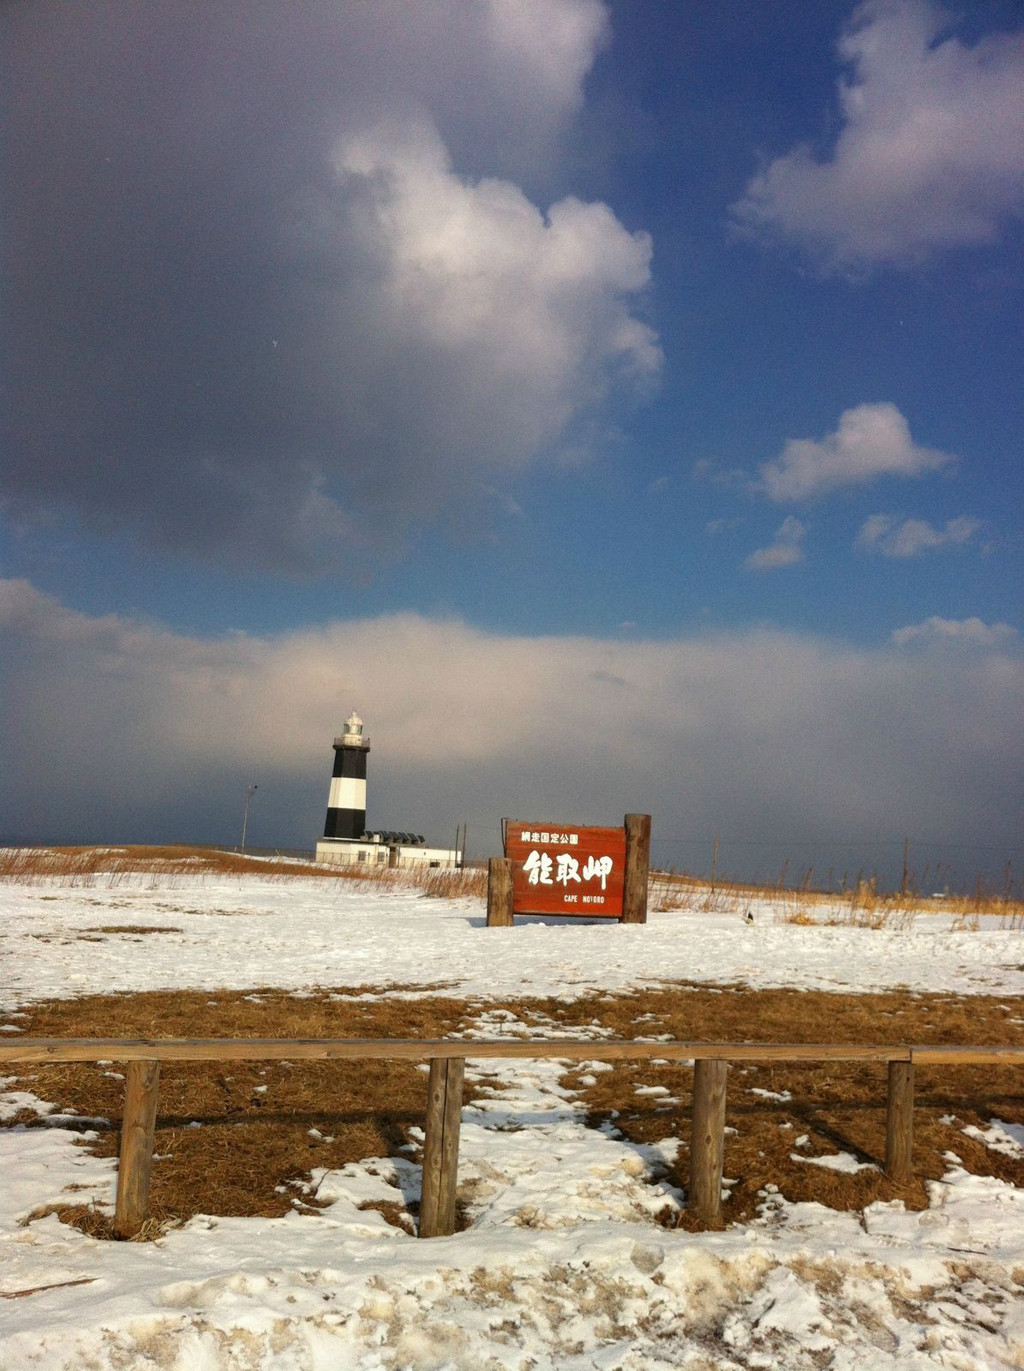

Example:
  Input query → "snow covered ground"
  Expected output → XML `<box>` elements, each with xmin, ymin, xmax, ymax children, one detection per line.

<box><xmin>1</xmin><ymin>872</ymin><xmax>1023</xmax><ymax>1369</ymax></box>
<box><xmin>2</xmin><ymin>875</ymin><xmax>1022</xmax><ymax>1007</ymax></box>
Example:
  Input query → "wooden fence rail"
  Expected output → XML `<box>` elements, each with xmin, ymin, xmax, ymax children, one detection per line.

<box><xmin>2</xmin><ymin>1038</ymin><xmax>1020</xmax><ymax>1237</ymax></box>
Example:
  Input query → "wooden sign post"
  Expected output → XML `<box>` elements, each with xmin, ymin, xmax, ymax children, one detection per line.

<box><xmin>486</xmin><ymin>855</ymin><xmax>514</xmax><ymax>927</ymax></box>
<box><xmin>488</xmin><ymin>813</ymin><xmax>650</xmax><ymax>926</ymax></box>
<box><xmin>622</xmin><ymin>812</ymin><xmax>651</xmax><ymax>924</ymax></box>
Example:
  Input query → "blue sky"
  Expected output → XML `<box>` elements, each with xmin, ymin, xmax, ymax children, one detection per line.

<box><xmin>2</xmin><ymin>0</ymin><xmax>1022</xmax><ymax>886</ymax></box>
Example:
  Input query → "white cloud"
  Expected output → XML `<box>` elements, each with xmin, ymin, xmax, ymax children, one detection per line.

<box><xmin>732</xmin><ymin>0</ymin><xmax>1024</xmax><ymax>271</ymax></box>
<box><xmin>331</xmin><ymin>119</ymin><xmax>660</xmax><ymax>468</ymax></box>
<box><xmin>760</xmin><ymin>403</ymin><xmax>952</xmax><ymax>502</ymax></box>
<box><xmin>857</xmin><ymin>513</ymin><xmax>980</xmax><ymax>556</ymax></box>
<box><xmin>745</xmin><ymin>517</ymin><xmax>806</xmax><ymax>570</ymax></box>
<box><xmin>5</xmin><ymin>578</ymin><xmax>1020</xmax><ymax>862</ymax></box>
<box><xmin>892</xmin><ymin>615</ymin><xmax>1018</xmax><ymax>647</ymax></box>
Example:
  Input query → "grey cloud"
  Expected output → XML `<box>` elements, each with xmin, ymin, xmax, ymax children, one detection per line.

<box><xmin>3</xmin><ymin>578</ymin><xmax>1021</xmax><ymax>886</ymax></box>
<box><xmin>1</xmin><ymin>1</ymin><xmax>652</xmax><ymax>574</ymax></box>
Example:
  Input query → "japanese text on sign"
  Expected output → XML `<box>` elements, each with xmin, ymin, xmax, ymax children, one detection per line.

<box><xmin>519</xmin><ymin>830</ymin><xmax>579</xmax><ymax>845</ymax></box>
<box><xmin>504</xmin><ymin>821</ymin><xmax>627</xmax><ymax>917</ymax></box>
<box><xmin>522</xmin><ymin>850</ymin><xmax>614</xmax><ymax>890</ymax></box>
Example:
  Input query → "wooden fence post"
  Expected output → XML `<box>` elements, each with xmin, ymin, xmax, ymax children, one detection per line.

<box><xmin>621</xmin><ymin>813</ymin><xmax>651</xmax><ymax>924</ymax></box>
<box><xmin>486</xmin><ymin>856</ymin><xmax>514</xmax><ymax>927</ymax></box>
<box><xmin>689</xmin><ymin>1058</ymin><xmax>728</xmax><ymax>1229</ymax></box>
<box><xmin>885</xmin><ymin>1059</ymin><xmax>914</xmax><ymax>1184</ymax></box>
<box><xmin>419</xmin><ymin>1056</ymin><xmax>465</xmax><ymax>1237</ymax></box>
<box><xmin>115</xmin><ymin>1059</ymin><xmax>160</xmax><ymax>1238</ymax></box>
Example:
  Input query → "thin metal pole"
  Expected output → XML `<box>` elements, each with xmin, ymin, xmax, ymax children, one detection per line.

<box><xmin>902</xmin><ymin>837</ymin><xmax>909</xmax><ymax>896</ymax></box>
<box><xmin>241</xmin><ymin>784</ymin><xmax>257</xmax><ymax>853</ymax></box>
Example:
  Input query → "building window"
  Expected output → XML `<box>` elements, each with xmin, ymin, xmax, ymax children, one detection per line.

<box><xmin>357</xmin><ymin>851</ymin><xmax>366</xmax><ymax>863</ymax></box>
<box><xmin>377</xmin><ymin>850</ymin><xmax>387</xmax><ymax>864</ymax></box>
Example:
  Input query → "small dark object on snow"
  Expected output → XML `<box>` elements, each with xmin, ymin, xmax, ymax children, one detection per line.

<box><xmin>744</xmin><ymin>910</ymin><xmax>754</xmax><ymax>925</ymax></box>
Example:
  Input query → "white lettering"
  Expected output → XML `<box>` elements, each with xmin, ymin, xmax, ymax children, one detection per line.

<box><xmin>556</xmin><ymin>853</ymin><xmax>581</xmax><ymax>886</ymax></box>
<box><xmin>523</xmin><ymin>849</ymin><xmax>553</xmax><ymax>886</ymax></box>
<box><xmin>582</xmin><ymin>854</ymin><xmax>614</xmax><ymax>890</ymax></box>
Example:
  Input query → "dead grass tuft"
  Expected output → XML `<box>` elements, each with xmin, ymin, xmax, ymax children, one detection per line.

<box><xmin>84</xmin><ymin>925</ymin><xmax>185</xmax><ymax>936</ymax></box>
<box><xmin>21</xmin><ymin>1203</ymin><xmax>175</xmax><ymax>1242</ymax></box>
<box><xmin>356</xmin><ymin>1200</ymin><xmax>416</xmax><ymax>1235</ymax></box>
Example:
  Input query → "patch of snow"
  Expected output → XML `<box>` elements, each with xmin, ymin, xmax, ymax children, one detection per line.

<box><xmin>0</xmin><ymin>1077</ymin><xmax>60</xmax><ymax>1122</ymax></box>
<box><xmin>792</xmin><ymin>1151</ymin><xmax>879</xmax><ymax>1174</ymax></box>
<box><xmin>962</xmin><ymin>1119</ymin><xmax>1024</xmax><ymax>1158</ymax></box>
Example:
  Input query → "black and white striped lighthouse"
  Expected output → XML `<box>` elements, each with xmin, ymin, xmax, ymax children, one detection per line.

<box><xmin>323</xmin><ymin>711</ymin><xmax>370</xmax><ymax>841</ymax></box>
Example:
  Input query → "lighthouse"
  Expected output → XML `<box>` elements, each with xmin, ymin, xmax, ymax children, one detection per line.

<box><xmin>315</xmin><ymin>711</ymin><xmax>462</xmax><ymax>869</ymax></box>
<box><xmin>323</xmin><ymin>710</ymin><xmax>370</xmax><ymax>841</ymax></box>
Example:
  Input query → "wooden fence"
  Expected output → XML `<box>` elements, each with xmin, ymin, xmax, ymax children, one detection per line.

<box><xmin>2</xmin><ymin>1037</ymin><xmax>1021</xmax><ymax>1239</ymax></box>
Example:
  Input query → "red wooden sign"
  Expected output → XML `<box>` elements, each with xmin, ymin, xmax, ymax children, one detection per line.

<box><xmin>504</xmin><ymin>821</ymin><xmax>627</xmax><ymax>917</ymax></box>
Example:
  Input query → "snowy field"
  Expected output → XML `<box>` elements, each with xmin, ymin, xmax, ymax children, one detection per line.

<box><xmin>2</xmin><ymin>871</ymin><xmax>1023</xmax><ymax>1369</ymax></box>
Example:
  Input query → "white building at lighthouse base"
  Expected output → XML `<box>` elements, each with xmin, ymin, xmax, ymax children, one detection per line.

<box><xmin>315</xmin><ymin>835</ymin><xmax>460</xmax><ymax>869</ymax></box>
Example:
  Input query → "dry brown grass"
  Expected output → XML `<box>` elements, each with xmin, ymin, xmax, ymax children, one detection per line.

<box><xmin>542</xmin><ymin>983</ymin><xmax>1024</xmax><ymax>1228</ymax></box>
<box><xmin>0</xmin><ymin>845</ymin><xmax>486</xmax><ymax>899</ymax></box>
<box><xmin>404</xmin><ymin>866</ymin><xmax>488</xmax><ymax>900</ymax></box>
<box><xmin>7</xmin><ymin>987</ymin><xmax>471</xmax><ymax>1235</ymax></box>
<box><xmin>649</xmin><ymin>866</ymin><xmax>1024</xmax><ymax>929</ymax></box>
<box><xmin>4</xmin><ymin>982</ymin><xmax>1022</xmax><ymax>1240</ymax></box>
<box><xmin>6</xmin><ymin>847</ymin><xmax>1016</xmax><ymax>923</ymax></box>
<box><xmin>0</xmin><ymin>845</ymin><xmax>339</xmax><ymax>884</ymax></box>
